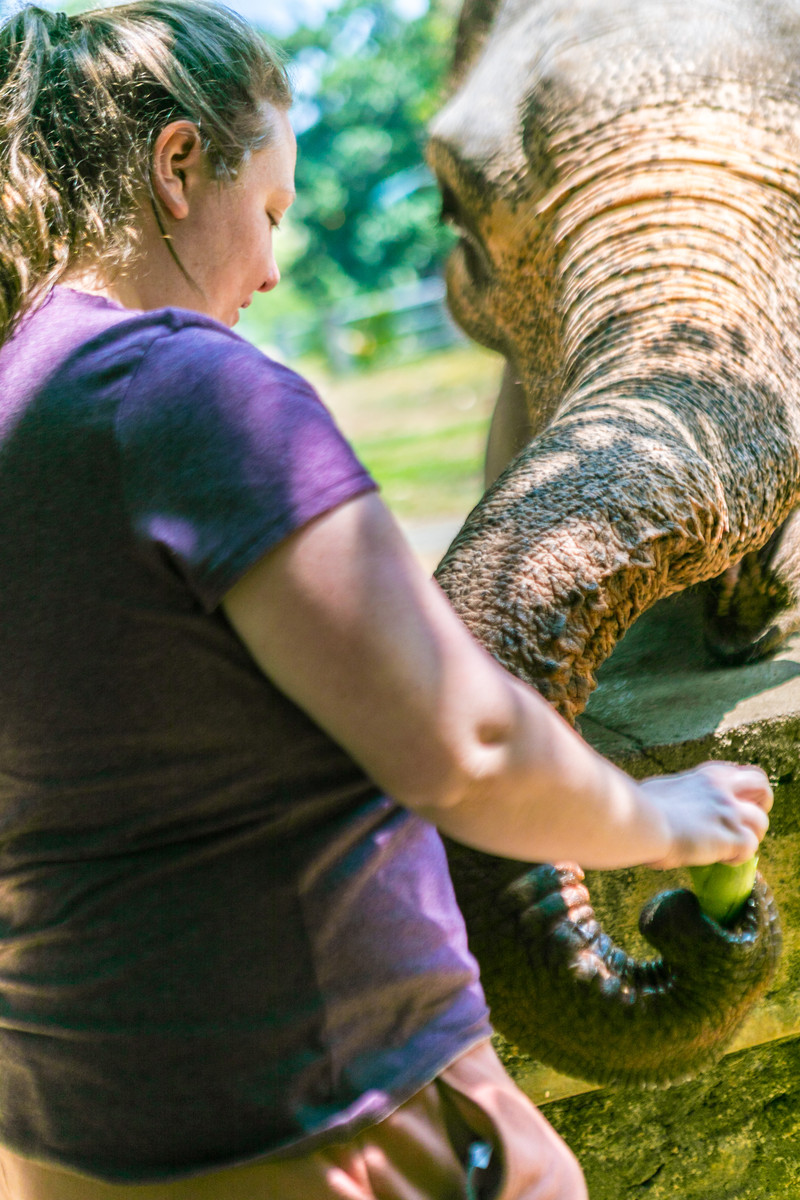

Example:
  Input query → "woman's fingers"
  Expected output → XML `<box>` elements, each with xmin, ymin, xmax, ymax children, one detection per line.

<box><xmin>719</xmin><ymin>831</ymin><xmax>760</xmax><ymax>866</ymax></box>
<box><xmin>640</xmin><ymin>760</ymin><xmax>773</xmax><ymax>870</ymax></box>
<box><xmin>717</xmin><ymin>795</ymin><xmax>769</xmax><ymax>865</ymax></box>
<box><xmin>701</xmin><ymin>762</ymin><xmax>773</xmax><ymax>810</ymax></box>
<box><xmin>702</xmin><ymin>763</ymin><xmax>772</xmax><ymax>855</ymax></box>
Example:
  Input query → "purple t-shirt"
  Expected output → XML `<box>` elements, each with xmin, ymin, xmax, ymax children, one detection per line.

<box><xmin>0</xmin><ymin>288</ymin><xmax>490</xmax><ymax>1182</ymax></box>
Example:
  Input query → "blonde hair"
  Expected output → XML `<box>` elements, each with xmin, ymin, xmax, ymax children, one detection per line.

<box><xmin>0</xmin><ymin>0</ymin><xmax>292</xmax><ymax>344</ymax></box>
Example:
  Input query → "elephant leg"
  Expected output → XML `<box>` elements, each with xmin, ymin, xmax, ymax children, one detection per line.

<box><xmin>703</xmin><ymin>508</ymin><xmax>800</xmax><ymax>665</ymax></box>
<box><xmin>485</xmin><ymin>362</ymin><xmax>534</xmax><ymax>488</ymax></box>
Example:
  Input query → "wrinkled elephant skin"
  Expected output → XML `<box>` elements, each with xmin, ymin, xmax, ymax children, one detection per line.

<box><xmin>429</xmin><ymin>0</ymin><xmax>793</xmax><ymax>1085</ymax></box>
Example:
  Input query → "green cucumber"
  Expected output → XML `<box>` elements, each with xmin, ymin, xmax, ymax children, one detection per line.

<box><xmin>687</xmin><ymin>856</ymin><xmax>758</xmax><ymax>926</ymax></box>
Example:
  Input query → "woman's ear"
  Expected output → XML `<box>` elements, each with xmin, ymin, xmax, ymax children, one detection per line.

<box><xmin>151</xmin><ymin>121</ymin><xmax>205</xmax><ymax>220</ymax></box>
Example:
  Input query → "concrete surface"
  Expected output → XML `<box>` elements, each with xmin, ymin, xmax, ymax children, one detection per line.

<box><xmin>581</xmin><ymin>586</ymin><xmax>800</xmax><ymax>758</ymax></box>
<box><xmin>399</xmin><ymin>517</ymin><xmax>463</xmax><ymax>575</ymax></box>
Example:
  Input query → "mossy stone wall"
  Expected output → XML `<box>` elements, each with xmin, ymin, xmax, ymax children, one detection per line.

<box><xmin>547</xmin><ymin>1035</ymin><xmax>800</xmax><ymax>1199</ymax></box>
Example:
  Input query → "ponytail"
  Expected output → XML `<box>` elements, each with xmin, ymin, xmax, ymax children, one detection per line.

<box><xmin>0</xmin><ymin>7</ymin><xmax>72</xmax><ymax>346</ymax></box>
<box><xmin>0</xmin><ymin>1</ymin><xmax>292</xmax><ymax>346</ymax></box>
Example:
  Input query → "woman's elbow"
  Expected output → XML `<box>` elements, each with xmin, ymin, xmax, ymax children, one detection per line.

<box><xmin>395</xmin><ymin>721</ymin><xmax>514</xmax><ymax>817</ymax></box>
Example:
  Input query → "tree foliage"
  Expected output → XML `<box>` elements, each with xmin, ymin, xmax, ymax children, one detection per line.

<box><xmin>281</xmin><ymin>0</ymin><xmax>457</xmax><ymax>304</ymax></box>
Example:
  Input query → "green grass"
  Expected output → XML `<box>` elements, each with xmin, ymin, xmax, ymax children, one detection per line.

<box><xmin>355</xmin><ymin>417</ymin><xmax>492</xmax><ymax>520</ymax></box>
<box><xmin>305</xmin><ymin>343</ymin><xmax>503</xmax><ymax>522</ymax></box>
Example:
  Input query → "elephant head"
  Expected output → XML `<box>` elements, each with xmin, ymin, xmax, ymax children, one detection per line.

<box><xmin>427</xmin><ymin>0</ymin><xmax>793</xmax><ymax>1086</ymax></box>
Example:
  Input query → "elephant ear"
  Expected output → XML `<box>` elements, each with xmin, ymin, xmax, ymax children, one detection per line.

<box><xmin>452</xmin><ymin>0</ymin><xmax>503</xmax><ymax>79</ymax></box>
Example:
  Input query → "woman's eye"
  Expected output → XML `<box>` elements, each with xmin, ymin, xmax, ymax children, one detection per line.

<box><xmin>268</xmin><ymin>214</ymin><xmax>281</xmax><ymax>230</ymax></box>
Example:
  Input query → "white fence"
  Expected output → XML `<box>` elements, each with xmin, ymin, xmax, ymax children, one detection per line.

<box><xmin>270</xmin><ymin>277</ymin><xmax>466</xmax><ymax>369</ymax></box>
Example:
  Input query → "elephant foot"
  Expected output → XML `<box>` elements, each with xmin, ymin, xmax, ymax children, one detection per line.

<box><xmin>499</xmin><ymin>862</ymin><xmax>781</xmax><ymax>1088</ymax></box>
<box><xmin>704</xmin><ymin>510</ymin><xmax>800</xmax><ymax>665</ymax></box>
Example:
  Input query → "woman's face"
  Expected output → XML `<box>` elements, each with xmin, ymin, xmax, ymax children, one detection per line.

<box><xmin>176</xmin><ymin>105</ymin><xmax>297</xmax><ymax>328</ymax></box>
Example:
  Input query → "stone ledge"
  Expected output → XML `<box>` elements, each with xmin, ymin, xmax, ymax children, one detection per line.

<box><xmin>500</xmin><ymin>588</ymin><xmax>800</xmax><ymax>1111</ymax></box>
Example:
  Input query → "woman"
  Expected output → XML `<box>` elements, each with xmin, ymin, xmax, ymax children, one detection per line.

<box><xmin>0</xmin><ymin>3</ymin><xmax>772</xmax><ymax>1197</ymax></box>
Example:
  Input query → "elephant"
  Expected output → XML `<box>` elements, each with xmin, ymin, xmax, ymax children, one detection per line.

<box><xmin>426</xmin><ymin>0</ymin><xmax>795</xmax><ymax>1088</ymax></box>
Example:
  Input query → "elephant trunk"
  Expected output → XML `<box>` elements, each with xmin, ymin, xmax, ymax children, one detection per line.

<box><xmin>489</xmin><ymin>858</ymin><xmax>780</xmax><ymax>1086</ymax></box>
<box><xmin>435</xmin><ymin>386</ymin><xmax>791</xmax><ymax>1084</ymax></box>
<box><xmin>436</xmin><ymin>381</ymin><xmax>799</xmax><ymax>720</ymax></box>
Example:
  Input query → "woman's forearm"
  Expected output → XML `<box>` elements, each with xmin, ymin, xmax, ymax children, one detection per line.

<box><xmin>412</xmin><ymin>675</ymin><xmax>670</xmax><ymax>869</ymax></box>
<box><xmin>412</xmin><ymin>667</ymin><xmax>770</xmax><ymax>871</ymax></box>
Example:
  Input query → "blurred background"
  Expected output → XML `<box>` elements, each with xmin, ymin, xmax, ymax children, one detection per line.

<box><xmin>2</xmin><ymin>0</ymin><xmax>505</xmax><ymax>567</ymax></box>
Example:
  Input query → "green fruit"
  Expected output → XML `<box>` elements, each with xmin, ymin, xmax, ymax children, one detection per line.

<box><xmin>687</xmin><ymin>856</ymin><xmax>758</xmax><ymax>926</ymax></box>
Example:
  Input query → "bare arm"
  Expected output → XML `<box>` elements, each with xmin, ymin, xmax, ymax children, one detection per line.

<box><xmin>222</xmin><ymin>492</ymin><xmax>771</xmax><ymax>870</ymax></box>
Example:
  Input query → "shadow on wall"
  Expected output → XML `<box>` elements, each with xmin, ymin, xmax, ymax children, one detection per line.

<box><xmin>583</xmin><ymin>587</ymin><xmax>800</xmax><ymax>751</ymax></box>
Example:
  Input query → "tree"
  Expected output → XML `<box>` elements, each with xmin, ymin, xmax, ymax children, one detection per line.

<box><xmin>281</xmin><ymin>0</ymin><xmax>457</xmax><ymax>305</ymax></box>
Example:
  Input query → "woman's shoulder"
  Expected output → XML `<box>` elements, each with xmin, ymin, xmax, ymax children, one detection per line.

<box><xmin>32</xmin><ymin>287</ymin><xmax>323</xmax><ymax>425</ymax></box>
<box><xmin>52</xmin><ymin>286</ymin><xmax>304</xmax><ymax>382</ymax></box>
<box><xmin>117</xmin><ymin>303</ymin><xmax>325</xmax><ymax>426</ymax></box>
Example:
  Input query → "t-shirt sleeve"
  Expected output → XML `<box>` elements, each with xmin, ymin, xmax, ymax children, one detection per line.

<box><xmin>115</xmin><ymin>322</ymin><xmax>377</xmax><ymax>611</ymax></box>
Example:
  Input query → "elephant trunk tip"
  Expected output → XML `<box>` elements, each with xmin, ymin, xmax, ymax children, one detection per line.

<box><xmin>494</xmin><ymin>863</ymin><xmax>782</xmax><ymax>1090</ymax></box>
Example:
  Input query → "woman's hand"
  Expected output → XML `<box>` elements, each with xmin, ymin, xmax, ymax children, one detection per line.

<box><xmin>639</xmin><ymin>762</ymin><xmax>773</xmax><ymax>870</ymax></box>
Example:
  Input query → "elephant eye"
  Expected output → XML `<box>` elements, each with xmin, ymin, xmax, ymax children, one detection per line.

<box><xmin>439</xmin><ymin>183</ymin><xmax>466</xmax><ymax>233</ymax></box>
<box><xmin>438</xmin><ymin>181</ymin><xmax>492</xmax><ymax>285</ymax></box>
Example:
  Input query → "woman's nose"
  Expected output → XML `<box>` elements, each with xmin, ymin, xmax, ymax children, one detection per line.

<box><xmin>259</xmin><ymin>261</ymin><xmax>280</xmax><ymax>293</ymax></box>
